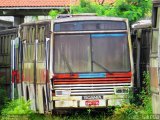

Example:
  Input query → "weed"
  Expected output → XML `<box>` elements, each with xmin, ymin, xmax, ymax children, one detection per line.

<box><xmin>0</xmin><ymin>76</ymin><xmax>9</xmax><ymax>113</ymax></box>
<box><xmin>111</xmin><ymin>71</ymin><xmax>152</xmax><ymax>120</ymax></box>
<box><xmin>1</xmin><ymin>97</ymin><xmax>33</xmax><ymax>115</ymax></box>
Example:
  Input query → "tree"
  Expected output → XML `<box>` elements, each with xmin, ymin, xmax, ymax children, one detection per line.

<box><xmin>71</xmin><ymin>0</ymin><xmax>152</xmax><ymax>24</ymax></box>
<box><xmin>71</xmin><ymin>0</ymin><xmax>109</xmax><ymax>16</ymax></box>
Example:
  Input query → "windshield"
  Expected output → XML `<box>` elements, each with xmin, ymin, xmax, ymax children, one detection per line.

<box><xmin>54</xmin><ymin>33</ymin><xmax>130</xmax><ymax>73</ymax></box>
<box><xmin>54</xmin><ymin>34</ymin><xmax>91</xmax><ymax>73</ymax></box>
<box><xmin>92</xmin><ymin>33</ymin><xmax>130</xmax><ymax>72</ymax></box>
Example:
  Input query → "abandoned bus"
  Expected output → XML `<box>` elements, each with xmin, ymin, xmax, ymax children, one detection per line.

<box><xmin>2</xmin><ymin>15</ymin><xmax>134</xmax><ymax>113</ymax></box>
<box><xmin>52</xmin><ymin>16</ymin><xmax>134</xmax><ymax>108</ymax></box>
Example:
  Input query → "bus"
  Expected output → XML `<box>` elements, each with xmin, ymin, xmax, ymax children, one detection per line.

<box><xmin>1</xmin><ymin>15</ymin><xmax>134</xmax><ymax>113</ymax></box>
<box><xmin>51</xmin><ymin>15</ymin><xmax>134</xmax><ymax>109</ymax></box>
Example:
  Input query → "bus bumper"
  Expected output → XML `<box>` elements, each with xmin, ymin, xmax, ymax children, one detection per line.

<box><xmin>52</xmin><ymin>95</ymin><xmax>129</xmax><ymax>108</ymax></box>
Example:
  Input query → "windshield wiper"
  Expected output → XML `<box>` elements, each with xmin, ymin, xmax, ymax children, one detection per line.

<box><xmin>60</xmin><ymin>47</ymin><xmax>73</xmax><ymax>75</ymax></box>
<box><xmin>92</xmin><ymin>59</ymin><xmax>112</xmax><ymax>74</ymax></box>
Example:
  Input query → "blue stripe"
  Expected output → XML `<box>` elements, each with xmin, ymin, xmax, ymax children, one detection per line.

<box><xmin>79</xmin><ymin>73</ymin><xmax>106</xmax><ymax>78</ymax></box>
<box><xmin>91</xmin><ymin>34</ymin><xmax>126</xmax><ymax>38</ymax></box>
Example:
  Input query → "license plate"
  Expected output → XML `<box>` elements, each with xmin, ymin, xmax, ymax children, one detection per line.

<box><xmin>85</xmin><ymin>100</ymin><xmax>99</xmax><ymax>106</ymax></box>
<box><xmin>82</xmin><ymin>95</ymin><xmax>103</xmax><ymax>100</ymax></box>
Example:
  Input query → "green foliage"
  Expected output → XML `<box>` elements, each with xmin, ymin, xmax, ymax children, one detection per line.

<box><xmin>71</xmin><ymin>0</ymin><xmax>152</xmax><ymax>24</ymax></box>
<box><xmin>49</xmin><ymin>10</ymin><xmax>59</xmax><ymax>19</ymax></box>
<box><xmin>71</xmin><ymin>0</ymin><xmax>109</xmax><ymax>16</ymax></box>
<box><xmin>0</xmin><ymin>89</ymin><xmax>8</xmax><ymax>112</ymax></box>
<box><xmin>0</xmin><ymin>76</ymin><xmax>9</xmax><ymax>113</ymax></box>
<box><xmin>139</xmin><ymin>71</ymin><xmax>152</xmax><ymax>114</ymax></box>
<box><xmin>1</xmin><ymin>98</ymin><xmax>33</xmax><ymax>115</ymax></box>
<box><xmin>112</xmin><ymin>104</ymin><xmax>137</xmax><ymax>120</ymax></box>
<box><xmin>49</xmin><ymin>9</ymin><xmax>65</xmax><ymax>19</ymax></box>
<box><xmin>28</xmin><ymin>110</ymin><xmax>108</xmax><ymax>120</ymax></box>
<box><xmin>111</xmin><ymin>71</ymin><xmax>152</xmax><ymax>120</ymax></box>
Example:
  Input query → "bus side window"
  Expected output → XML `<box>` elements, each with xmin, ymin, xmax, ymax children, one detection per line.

<box><xmin>151</xmin><ymin>7</ymin><xmax>160</xmax><ymax>55</ymax></box>
<box><xmin>37</xmin><ymin>27</ymin><xmax>40</xmax><ymax>61</ymax></box>
<box><xmin>23</xmin><ymin>41</ymin><xmax>27</xmax><ymax>62</ymax></box>
<box><xmin>41</xmin><ymin>27</ymin><xmax>45</xmax><ymax>62</ymax></box>
<box><xmin>31</xmin><ymin>27</ymin><xmax>35</xmax><ymax>61</ymax></box>
<box><xmin>28</xmin><ymin>27</ymin><xmax>35</xmax><ymax>61</ymax></box>
<box><xmin>151</xmin><ymin>30</ymin><xmax>158</xmax><ymax>54</ymax></box>
<box><xmin>37</xmin><ymin>43</ymin><xmax>41</xmax><ymax>61</ymax></box>
<box><xmin>37</xmin><ymin>26</ymin><xmax>45</xmax><ymax>62</ymax></box>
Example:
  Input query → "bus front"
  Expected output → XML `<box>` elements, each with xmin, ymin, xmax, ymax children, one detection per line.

<box><xmin>52</xmin><ymin>16</ymin><xmax>133</xmax><ymax>109</ymax></box>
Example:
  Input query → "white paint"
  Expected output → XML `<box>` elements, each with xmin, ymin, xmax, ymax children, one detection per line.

<box><xmin>55</xmin><ymin>101</ymin><xmax>78</xmax><ymax>108</ymax></box>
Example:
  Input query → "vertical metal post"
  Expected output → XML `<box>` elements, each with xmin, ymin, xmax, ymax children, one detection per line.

<box><xmin>45</xmin><ymin>38</ymin><xmax>50</xmax><ymax>111</ymax></box>
<box><xmin>11</xmin><ymin>40</ymin><xmax>15</xmax><ymax>99</ymax></box>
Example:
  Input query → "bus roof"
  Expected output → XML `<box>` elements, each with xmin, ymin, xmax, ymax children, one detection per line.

<box><xmin>54</xmin><ymin>16</ymin><xmax>128</xmax><ymax>23</ymax></box>
<box><xmin>132</xmin><ymin>20</ymin><xmax>151</xmax><ymax>29</ymax></box>
<box><xmin>153</xmin><ymin>0</ymin><xmax>160</xmax><ymax>6</ymax></box>
<box><xmin>20</xmin><ymin>19</ymin><xmax>51</xmax><ymax>26</ymax></box>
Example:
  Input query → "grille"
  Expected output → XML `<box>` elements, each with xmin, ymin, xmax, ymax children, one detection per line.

<box><xmin>53</xmin><ymin>83</ymin><xmax>131</xmax><ymax>96</ymax></box>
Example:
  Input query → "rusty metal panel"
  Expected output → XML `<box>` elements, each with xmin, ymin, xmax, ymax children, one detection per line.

<box><xmin>150</xmin><ymin>67</ymin><xmax>159</xmax><ymax>92</ymax></box>
<box><xmin>20</xmin><ymin>21</ymin><xmax>51</xmax><ymax>84</ymax></box>
<box><xmin>23</xmin><ymin>63</ymin><xmax>34</xmax><ymax>83</ymax></box>
<box><xmin>36</xmin><ymin>63</ymin><xmax>46</xmax><ymax>84</ymax></box>
<box><xmin>21</xmin><ymin>25</ymin><xmax>36</xmax><ymax>84</ymax></box>
<box><xmin>36</xmin><ymin>23</ymin><xmax>50</xmax><ymax>84</ymax></box>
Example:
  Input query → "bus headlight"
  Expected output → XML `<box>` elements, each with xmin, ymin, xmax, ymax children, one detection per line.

<box><xmin>115</xmin><ymin>87</ymin><xmax>129</xmax><ymax>94</ymax></box>
<box><xmin>55</xmin><ymin>90</ymin><xmax>71</xmax><ymax>96</ymax></box>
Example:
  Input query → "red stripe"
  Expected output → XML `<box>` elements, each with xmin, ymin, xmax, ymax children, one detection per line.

<box><xmin>54</xmin><ymin>74</ymin><xmax>78</xmax><ymax>79</ymax></box>
<box><xmin>53</xmin><ymin>72</ymin><xmax>132</xmax><ymax>79</ymax></box>
<box><xmin>54</xmin><ymin>78</ymin><xmax>130</xmax><ymax>82</ymax></box>
<box><xmin>107</xmin><ymin>72</ymin><xmax>132</xmax><ymax>78</ymax></box>
<box><xmin>54</xmin><ymin>80</ymin><xmax>130</xmax><ymax>85</ymax></box>
<box><xmin>54</xmin><ymin>78</ymin><xmax>131</xmax><ymax>85</ymax></box>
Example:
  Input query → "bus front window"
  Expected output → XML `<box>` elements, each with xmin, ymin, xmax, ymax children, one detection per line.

<box><xmin>54</xmin><ymin>34</ymin><xmax>91</xmax><ymax>73</ymax></box>
<box><xmin>92</xmin><ymin>33</ymin><xmax>130</xmax><ymax>72</ymax></box>
<box><xmin>54</xmin><ymin>33</ymin><xmax>130</xmax><ymax>73</ymax></box>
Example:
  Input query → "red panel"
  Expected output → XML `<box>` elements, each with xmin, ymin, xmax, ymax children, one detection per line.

<box><xmin>53</xmin><ymin>72</ymin><xmax>132</xmax><ymax>85</ymax></box>
<box><xmin>106</xmin><ymin>72</ymin><xmax>132</xmax><ymax>78</ymax></box>
<box><xmin>53</xmin><ymin>72</ymin><xmax>132</xmax><ymax>79</ymax></box>
<box><xmin>11</xmin><ymin>70</ymin><xmax>21</xmax><ymax>83</ymax></box>
<box><xmin>54</xmin><ymin>74</ymin><xmax>79</xmax><ymax>79</ymax></box>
